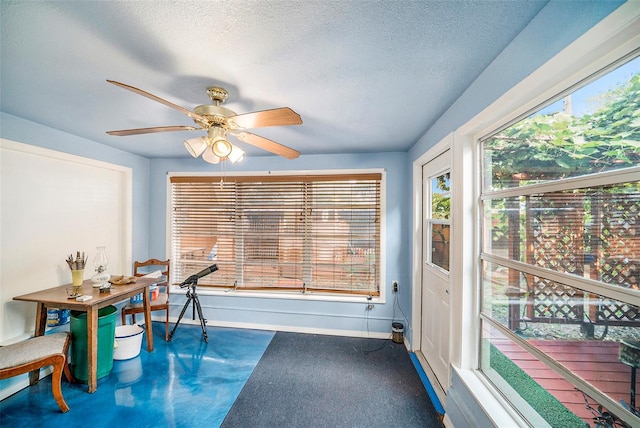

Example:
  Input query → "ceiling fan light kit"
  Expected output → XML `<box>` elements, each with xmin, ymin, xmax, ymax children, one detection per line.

<box><xmin>184</xmin><ymin>137</ymin><xmax>208</xmax><ymax>158</ymax></box>
<box><xmin>106</xmin><ymin>80</ymin><xmax>302</xmax><ymax>163</ymax></box>
<box><xmin>202</xmin><ymin>146</ymin><xmax>221</xmax><ymax>164</ymax></box>
<box><xmin>211</xmin><ymin>137</ymin><xmax>233</xmax><ymax>157</ymax></box>
<box><xmin>228</xmin><ymin>144</ymin><xmax>245</xmax><ymax>163</ymax></box>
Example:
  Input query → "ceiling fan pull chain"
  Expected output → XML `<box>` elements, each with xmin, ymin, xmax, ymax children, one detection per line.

<box><xmin>219</xmin><ymin>161</ymin><xmax>226</xmax><ymax>189</ymax></box>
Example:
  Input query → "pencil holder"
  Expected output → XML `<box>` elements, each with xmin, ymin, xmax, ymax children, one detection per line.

<box><xmin>71</xmin><ymin>269</ymin><xmax>84</xmax><ymax>286</ymax></box>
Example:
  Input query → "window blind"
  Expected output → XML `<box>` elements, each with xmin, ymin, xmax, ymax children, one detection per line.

<box><xmin>170</xmin><ymin>173</ymin><xmax>381</xmax><ymax>295</ymax></box>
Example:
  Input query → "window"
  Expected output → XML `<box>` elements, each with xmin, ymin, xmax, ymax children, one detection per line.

<box><xmin>170</xmin><ymin>172</ymin><xmax>382</xmax><ymax>296</ymax></box>
<box><xmin>428</xmin><ymin>171</ymin><xmax>450</xmax><ymax>271</ymax></box>
<box><xmin>480</xmin><ymin>56</ymin><xmax>639</xmax><ymax>427</ymax></box>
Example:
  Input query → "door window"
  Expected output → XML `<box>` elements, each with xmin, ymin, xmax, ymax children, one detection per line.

<box><xmin>427</xmin><ymin>171</ymin><xmax>450</xmax><ymax>272</ymax></box>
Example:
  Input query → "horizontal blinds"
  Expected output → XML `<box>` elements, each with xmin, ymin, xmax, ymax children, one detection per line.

<box><xmin>171</xmin><ymin>180</ymin><xmax>237</xmax><ymax>286</ymax></box>
<box><xmin>170</xmin><ymin>173</ymin><xmax>381</xmax><ymax>295</ymax></box>
<box><xmin>309</xmin><ymin>179</ymin><xmax>380</xmax><ymax>293</ymax></box>
<box><xmin>237</xmin><ymin>180</ymin><xmax>305</xmax><ymax>288</ymax></box>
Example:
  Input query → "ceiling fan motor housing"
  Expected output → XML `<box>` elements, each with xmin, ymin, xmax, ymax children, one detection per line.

<box><xmin>193</xmin><ymin>104</ymin><xmax>237</xmax><ymax>127</ymax></box>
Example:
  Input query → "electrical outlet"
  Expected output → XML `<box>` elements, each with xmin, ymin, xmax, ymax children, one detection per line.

<box><xmin>392</xmin><ymin>280</ymin><xmax>398</xmax><ymax>293</ymax></box>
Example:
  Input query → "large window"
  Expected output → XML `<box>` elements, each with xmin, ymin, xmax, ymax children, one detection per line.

<box><xmin>170</xmin><ymin>172</ymin><xmax>382</xmax><ymax>296</ymax></box>
<box><xmin>480</xmin><ymin>55</ymin><xmax>639</xmax><ymax>427</ymax></box>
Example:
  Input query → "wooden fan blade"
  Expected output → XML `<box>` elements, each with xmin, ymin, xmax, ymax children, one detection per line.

<box><xmin>107</xmin><ymin>80</ymin><xmax>209</xmax><ymax>124</ymax></box>
<box><xmin>228</xmin><ymin>107</ymin><xmax>302</xmax><ymax>129</ymax></box>
<box><xmin>107</xmin><ymin>125</ymin><xmax>199</xmax><ymax>136</ymax></box>
<box><xmin>232</xmin><ymin>132</ymin><xmax>300</xmax><ymax>159</ymax></box>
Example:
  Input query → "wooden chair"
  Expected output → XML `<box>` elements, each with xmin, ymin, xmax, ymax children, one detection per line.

<box><xmin>121</xmin><ymin>258</ymin><xmax>171</xmax><ymax>341</ymax></box>
<box><xmin>0</xmin><ymin>332</ymin><xmax>73</xmax><ymax>412</ymax></box>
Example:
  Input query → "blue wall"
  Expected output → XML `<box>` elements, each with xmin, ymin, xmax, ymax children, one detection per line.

<box><xmin>1</xmin><ymin>111</ymin><xmax>413</xmax><ymax>337</ymax></box>
<box><xmin>149</xmin><ymin>152</ymin><xmax>412</xmax><ymax>337</ymax></box>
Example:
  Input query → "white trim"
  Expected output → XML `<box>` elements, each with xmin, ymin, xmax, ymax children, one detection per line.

<box><xmin>482</xmin><ymin>165</ymin><xmax>640</xmax><ymax>200</ymax></box>
<box><xmin>450</xmin><ymin>132</ymin><xmax>481</xmax><ymax>372</ymax></box>
<box><xmin>452</xmin><ymin>367</ymin><xmax>530</xmax><ymax>428</ymax></box>
<box><xmin>170</xmin><ymin>285</ymin><xmax>388</xmax><ymax>304</ymax></box>
<box><xmin>168</xmin><ymin>168</ymin><xmax>384</xmax><ymax>178</ymax></box>
<box><xmin>482</xmin><ymin>254</ymin><xmax>640</xmax><ymax>305</ymax></box>
<box><xmin>411</xmin><ymin>135</ymin><xmax>452</xmax><ymax>350</ymax></box>
<box><xmin>0</xmin><ymin>139</ymin><xmax>131</xmax><ymax>173</ymax></box>
<box><xmin>410</xmin><ymin>134</ymin><xmax>452</xmax><ymax>400</ymax></box>
<box><xmin>167</xmin><ymin>168</ymin><xmax>387</xmax><ymax>303</ymax></box>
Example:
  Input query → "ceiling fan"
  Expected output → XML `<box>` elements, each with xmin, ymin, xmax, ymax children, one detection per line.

<box><xmin>106</xmin><ymin>80</ymin><xmax>302</xmax><ymax>163</ymax></box>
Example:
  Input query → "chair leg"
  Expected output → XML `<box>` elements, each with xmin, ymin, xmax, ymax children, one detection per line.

<box><xmin>51</xmin><ymin>355</ymin><xmax>70</xmax><ymax>413</ymax></box>
<box><xmin>63</xmin><ymin>360</ymin><xmax>76</xmax><ymax>384</ymax></box>
<box><xmin>61</xmin><ymin>334</ymin><xmax>76</xmax><ymax>384</ymax></box>
<box><xmin>121</xmin><ymin>310</ymin><xmax>126</xmax><ymax>326</ymax></box>
<box><xmin>165</xmin><ymin>308</ymin><xmax>169</xmax><ymax>341</ymax></box>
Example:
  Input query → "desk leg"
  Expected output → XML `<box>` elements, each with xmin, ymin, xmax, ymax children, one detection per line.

<box><xmin>34</xmin><ymin>302</ymin><xmax>47</xmax><ymax>337</ymax></box>
<box><xmin>143</xmin><ymin>286</ymin><xmax>154</xmax><ymax>352</ymax></box>
<box><xmin>28</xmin><ymin>303</ymin><xmax>48</xmax><ymax>385</ymax></box>
<box><xmin>86</xmin><ymin>307</ymin><xmax>98</xmax><ymax>393</ymax></box>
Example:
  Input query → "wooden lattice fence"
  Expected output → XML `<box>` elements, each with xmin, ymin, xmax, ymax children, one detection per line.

<box><xmin>512</xmin><ymin>189</ymin><xmax>639</xmax><ymax>333</ymax></box>
<box><xmin>595</xmin><ymin>191</ymin><xmax>640</xmax><ymax>326</ymax></box>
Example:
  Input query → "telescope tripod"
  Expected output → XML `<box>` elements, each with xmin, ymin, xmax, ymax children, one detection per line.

<box><xmin>168</xmin><ymin>281</ymin><xmax>208</xmax><ymax>343</ymax></box>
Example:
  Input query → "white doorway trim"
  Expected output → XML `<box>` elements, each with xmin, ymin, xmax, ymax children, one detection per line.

<box><xmin>411</xmin><ymin>133</ymin><xmax>452</xmax><ymax>405</ymax></box>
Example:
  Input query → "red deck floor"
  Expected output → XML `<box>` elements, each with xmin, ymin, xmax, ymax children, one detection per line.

<box><xmin>492</xmin><ymin>338</ymin><xmax>637</xmax><ymax>424</ymax></box>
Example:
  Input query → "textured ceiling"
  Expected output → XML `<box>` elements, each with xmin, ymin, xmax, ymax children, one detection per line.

<box><xmin>0</xmin><ymin>0</ymin><xmax>549</xmax><ymax>159</ymax></box>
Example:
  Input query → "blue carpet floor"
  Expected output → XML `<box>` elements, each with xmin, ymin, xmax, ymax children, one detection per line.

<box><xmin>0</xmin><ymin>323</ymin><xmax>274</xmax><ymax>428</ymax></box>
<box><xmin>221</xmin><ymin>332</ymin><xmax>443</xmax><ymax>427</ymax></box>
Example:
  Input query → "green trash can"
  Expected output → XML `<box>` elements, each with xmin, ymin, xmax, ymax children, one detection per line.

<box><xmin>70</xmin><ymin>305</ymin><xmax>117</xmax><ymax>382</ymax></box>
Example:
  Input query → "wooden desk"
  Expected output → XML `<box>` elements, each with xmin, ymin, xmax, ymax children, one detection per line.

<box><xmin>13</xmin><ymin>277</ymin><xmax>156</xmax><ymax>393</ymax></box>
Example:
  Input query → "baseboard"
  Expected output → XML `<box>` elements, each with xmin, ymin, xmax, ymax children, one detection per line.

<box><xmin>161</xmin><ymin>315</ymin><xmax>393</xmax><ymax>340</ymax></box>
<box><xmin>413</xmin><ymin>350</ymin><xmax>447</xmax><ymax>406</ymax></box>
<box><xmin>0</xmin><ymin>367</ymin><xmax>52</xmax><ymax>401</ymax></box>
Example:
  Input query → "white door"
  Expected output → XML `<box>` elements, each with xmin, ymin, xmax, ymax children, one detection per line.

<box><xmin>420</xmin><ymin>150</ymin><xmax>451</xmax><ymax>392</ymax></box>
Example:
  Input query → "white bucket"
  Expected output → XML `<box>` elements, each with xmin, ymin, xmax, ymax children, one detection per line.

<box><xmin>113</xmin><ymin>324</ymin><xmax>144</xmax><ymax>360</ymax></box>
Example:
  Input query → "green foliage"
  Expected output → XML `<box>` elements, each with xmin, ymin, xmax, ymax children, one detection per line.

<box><xmin>432</xmin><ymin>193</ymin><xmax>450</xmax><ymax>218</ymax></box>
<box><xmin>486</xmin><ymin>73</ymin><xmax>640</xmax><ymax>188</ymax></box>
<box><xmin>432</xmin><ymin>172</ymin><xmax>450</xmax><ymax>219</ymax></box>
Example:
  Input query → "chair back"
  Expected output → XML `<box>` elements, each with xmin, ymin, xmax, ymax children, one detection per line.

<box><xmin>133</xmin><ymin>258</ymin><xmax>170</xmax><ymax>297</ymax></box>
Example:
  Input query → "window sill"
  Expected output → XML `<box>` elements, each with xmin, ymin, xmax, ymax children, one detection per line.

<box><xmin>452</xmin><ymin>367</ymin><xmax>533</xmax><ymax>428</ymax></box>
<box><xmin>171</xmin><ymin>285</ymin><xmax>385</xmax><ymax>304</ymax></box>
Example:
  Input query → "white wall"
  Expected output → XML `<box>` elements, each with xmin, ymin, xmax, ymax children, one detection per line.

<box><xmin>0</xmin><ymin>139</ymin><xmax>133</xmax><ymax>344</ymax></box>
<box><xmin>0</xmin><ymin>113</ymin><xmax>152</xmax><ymax>263</ymax></box>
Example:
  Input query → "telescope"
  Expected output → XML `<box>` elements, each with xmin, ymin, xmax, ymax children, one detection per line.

<box><xmin>170</xmin><ymin>263</ymin><xmax>218</xmax><ymax>342</ymax></box>
<box><xmin>179</xmin><ymin>264</ymin><xmax>218</xmax><ymax>287</ymax></box>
